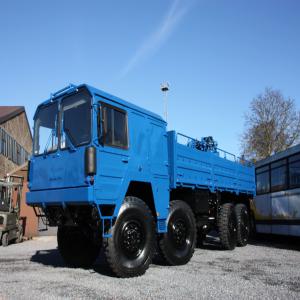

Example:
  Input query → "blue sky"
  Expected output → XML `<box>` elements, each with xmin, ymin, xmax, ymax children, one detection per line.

<box><xmin>0</xmin><ymin>0</ymin><xmax>299</xmax><ymax>155</ymax></box>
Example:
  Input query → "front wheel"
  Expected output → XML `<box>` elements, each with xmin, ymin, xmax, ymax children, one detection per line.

<box><xmin>159</xmin><ymin>200</ymin><xmax>197</xmax><ymax>265</ymax></box>
<box><xmin>104</xmin><ymin>197</ymin><xmax>155</xmax><ymax>278</ymax></box>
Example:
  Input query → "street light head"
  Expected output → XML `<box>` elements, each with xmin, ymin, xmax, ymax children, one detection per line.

<box><xmin>160</xmin><ymin>82</ymin><xmax>169</xmax><ymax>92</ymax></box>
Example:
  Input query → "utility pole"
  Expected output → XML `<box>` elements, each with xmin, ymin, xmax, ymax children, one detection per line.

<box><xmin>160</xmin><ymin>82</ymin><xmax>169</xmax><ymax>123</ymax></box>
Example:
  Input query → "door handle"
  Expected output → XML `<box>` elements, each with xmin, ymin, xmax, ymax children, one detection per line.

<box><xmin>122</xmin><ymin>158</ymin><xmax>129</xmax><ymax>163</ymax></box>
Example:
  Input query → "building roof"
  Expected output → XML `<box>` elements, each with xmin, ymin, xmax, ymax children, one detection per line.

<box><xmin>0</xmin><ymin>106</ymin><xmax>24</xmax><ymax>124</ymax></box>
<box><xmin>0</xmin><ymin>106</ymin><xmax>32</xmax><ymax>140</ymax></box>
<box><xmin>256</xmin><ymin>143</ymin><xmax>300</xmax><ymax>168</ymax></box>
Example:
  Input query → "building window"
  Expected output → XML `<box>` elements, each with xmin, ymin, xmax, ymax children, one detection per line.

<box><xmin>7</xmin><ymin>135</ymin><xmax>12</xmax><ymax>160</ymax></box>
<box><xmin>289</xmin><ymin>153</ymin><xmax>300</xmax><ymax>189</ymax></box>
<box><xmin>256</xmin><ymin>165</ymin><xmax>270</xmax><ymax>195</ymax></box>
<box><xmin>12</xmin><ymin>140</ymin><xmax>16</xmax><ymax>164</ymax></box>
<box><xmin>271</xmin><ymin>159</ymin><xmax>287</xmax><ymax>192</ymax></box>
<box><xmin>1</xmin><ymin>130</ymin><xmax>7</xmax><ymax>156</ymax></box>
<box><xmin>16</xmin><ymin>144</ymin><xmax>21</xmax><ymax>165</ymax></box>
<box><xmin>0</xmin><ymin>127</ymin><xmax>30</xmax><ymax>166</ymax></box>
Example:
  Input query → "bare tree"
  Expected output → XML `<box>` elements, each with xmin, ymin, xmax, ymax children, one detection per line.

<box><xmin>241</xmin><ymin>87</ymin><xmax>300</xmax><ymax>161</ymax></box>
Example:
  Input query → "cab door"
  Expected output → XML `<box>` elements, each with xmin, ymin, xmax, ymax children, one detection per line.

<box><xmin>95</xmin><ymin>99</ymin><xmax>130</xmax><ymax>202</ymax></box>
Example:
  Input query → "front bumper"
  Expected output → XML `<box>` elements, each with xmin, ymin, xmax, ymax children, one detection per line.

<box><xmin>26</xmin><ymin>186</ymin><xmax>94</xmax><ymax>206</ymax></box>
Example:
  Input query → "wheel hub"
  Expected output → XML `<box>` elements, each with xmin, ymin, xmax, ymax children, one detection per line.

<box><xmin>121</xmin><ymin>221</ymin><xmax>143</xmax><ymax>257</ymax></box>
<box><xmin>172</xmin><ymin>220</ymin><xmax>187</xmax><ymax>248</ymax></box>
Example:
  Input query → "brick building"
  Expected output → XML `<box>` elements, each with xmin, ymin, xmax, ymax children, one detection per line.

<box><xmin>0</xmin><ymin>106</ymin><xmax>31</xmax><ymax>177</ymax></box>
<box><xmin>0</xmin><ymin>106</ymin><xmax>39</xmax><ymax>237</ymax></box>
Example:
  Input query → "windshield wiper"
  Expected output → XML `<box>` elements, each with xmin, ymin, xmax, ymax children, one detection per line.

<box><xmin>63</xmin><ymin>128</ymin><xmax>77</xmax><ymax>152</ymax></box>
<box><xmin>44</xmin><ymin>129</ymin><xmax>57</xmax><ymax>155</ymax></box>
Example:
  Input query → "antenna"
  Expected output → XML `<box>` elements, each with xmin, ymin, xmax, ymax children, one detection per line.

<box><xmin>160</xmin><ymin>82</ymin><xmax>169</xmax><ymax>122</ymax></box>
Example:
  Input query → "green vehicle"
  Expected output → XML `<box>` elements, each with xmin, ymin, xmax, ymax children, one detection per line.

<box><xmin>0</xmin><ymin>180</ymin><xmax>23</xmax><ymax>247</ymax></box>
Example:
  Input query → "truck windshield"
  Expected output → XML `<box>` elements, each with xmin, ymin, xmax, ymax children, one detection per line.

<box><xmin>33</xmin><ymin>102</ymin><xmax>58</xmax><ymax>155</ymax></box>
<box><xmin>33</xmin><ymin>89</ymin><xmax>91</xmax><ymax>155</ymax></box>
<box><xmin>60</xmin><ymin>90</ymin><xmax>91</xmax><ymax>149</ymax></box>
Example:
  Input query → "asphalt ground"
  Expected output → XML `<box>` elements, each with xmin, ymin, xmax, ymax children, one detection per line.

<box><xmin>0</xmin><ymin>234</ymin><xmax>299</xmax><ymax>300</ymax></box>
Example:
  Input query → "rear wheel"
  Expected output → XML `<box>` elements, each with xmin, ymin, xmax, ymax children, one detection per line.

<box><xmin>218</xmin><ymin>203</ymin><xmax>237</xmax><ymax>250</ymax></box>
<box><xmin>159</xmin><ymin>200</ymin><xmax>197</xmax><ymax>265</ymax></box>
<box><xmin>104</xmin><ymin>197</ymin><xmax>155</xmax><ymax>278</ymax></box>
<box><xmin>57</xmin><ymin>225</ymin><xmax>102</xmax><ymax>268</ymax></box>
<box><xmin>2</xmin><ymin>232</ymin><xmax>9</xmax><ymax>247</ymax></box>
<box><xmin>235</xmin><ymin>204</ymin><xmax>250</xmax><ymax>247</ymax></box>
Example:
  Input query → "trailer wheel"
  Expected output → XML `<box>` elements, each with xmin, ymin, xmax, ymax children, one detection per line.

<box><xmin>235</xmin><ymin>204</ymin><xmax>250</xmax><ymax>247</ymax></box>
<box><xmin>159</xmin><ymin>200</ymin><xmax>196</xmax><ymax>265</ymax></box>
<box><xmin>104</xmin><ymin>196</ymin><xmax>155</xmax><ymax>278</ymax></box>
<box><xmin>218</xmin><ymin>203</ymin><xmax>237</xmax><ymax>250</ymax></box>
<box><xmin>57</xmin><ymin>225</ymin><xmax>101</xmax><ymax>268</ymax></box>
<box><xmin>2</xmin><ymin>232</ymin><xmax>9</xmax><ymax>247</ymax></box>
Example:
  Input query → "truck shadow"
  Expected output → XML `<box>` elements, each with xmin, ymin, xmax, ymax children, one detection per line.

<box><xmin>197</xmin><ymin>232</ymin><xmax>300</xmax><ymax>251</ymax></box>
<box><xmin>195</xmin><ymin>231</ymin><xmax>225</xmax><ymax>251</ymax></box>
<box><xmin>30</xmin><ymin>249</ymin><xmax>116</xmax><ymax>277</ymax></box>
<box><xmin>248</xmin><ymin>234</ymin><xmax>300</xmax><ymax>251</ymax></box>
<box><xmin>199</xmin><ymin>235</ymin><xmax>224</xmax><ymax>250</ymax></box>
<box><xmin>30</xmin><ymin>249</ymin><xmax>65</xmax><ymax>268</ymax></box>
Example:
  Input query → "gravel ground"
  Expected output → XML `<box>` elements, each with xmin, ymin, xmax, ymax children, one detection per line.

<box><xmin>0</xmin><ymin>234</ymin><xmax>299</xmax><ymax>300</ymax></box>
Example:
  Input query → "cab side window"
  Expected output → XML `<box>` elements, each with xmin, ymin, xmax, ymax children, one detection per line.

<box><xmin>102</xmin><ymin>104</ymin><xmax>128</xmax><ymax>149</ymax></box>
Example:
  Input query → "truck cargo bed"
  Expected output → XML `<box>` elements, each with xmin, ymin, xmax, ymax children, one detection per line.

<box><xmin>167</xmin><ymin>131</ymin><xmax>255</xmax><ymax>195</ymax></box>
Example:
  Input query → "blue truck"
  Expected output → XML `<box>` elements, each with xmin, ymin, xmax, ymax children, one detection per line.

<box><xmin>26</xmin><ymin>84</ymin><xmax>255</xmax><ymax>277</ymax></box>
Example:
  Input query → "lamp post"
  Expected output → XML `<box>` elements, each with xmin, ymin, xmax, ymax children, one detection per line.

<box><xmin>160</xmin><ymin>82</ymin><xmax>169</xmax><ymax>122</ymax></box>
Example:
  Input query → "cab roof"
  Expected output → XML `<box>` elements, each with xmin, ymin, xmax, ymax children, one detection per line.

<box><xmin>37</xmin><ymin>83</ymin><xmax>165</xmax><ymax>124</ymax></box>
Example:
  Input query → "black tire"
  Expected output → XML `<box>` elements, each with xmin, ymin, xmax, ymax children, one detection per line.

<box><xmin>103</xmin><ymin>196</ymin><xmax>155</xmax><ymax>278</ymax></box>
<box><xmin>2</xmin><ymin>232</ymin><xmax>9</xmax><ymax>247</ymax></box>
<box><xmin>57</xmin><ymin>225</ymin><xmax>102</xmax><ymax>268</ymax></box>
<box><xmin>218</xmin><ymin>203</ymin><xmax>237</xmax><ymax>250</ymax></box>
<box><xmin>235</xmin><ymin>204</ymin><xmax>250</xmax><ymax>247</ymax></box>
<box><xmin>159</xmin><ymin>200</ymin><xmax>197</xmax><ymax>265</ymax></box>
